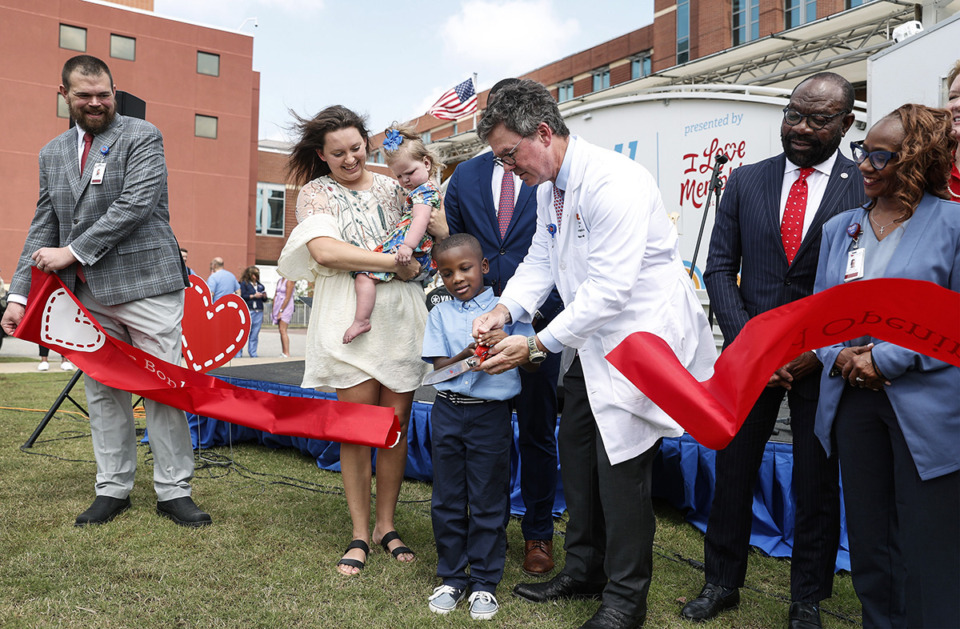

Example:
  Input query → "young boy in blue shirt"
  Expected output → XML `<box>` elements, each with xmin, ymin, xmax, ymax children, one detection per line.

<box><xmin>422</xmin><ymin>233</ymin><xmax>536</xmax><ymax>621</ymax></box>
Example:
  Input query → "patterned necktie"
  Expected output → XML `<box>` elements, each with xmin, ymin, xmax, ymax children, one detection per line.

<box><xmin>553</xmin><ymin>186</ymin><xmax>565</xmax><ymax>229</ymax></box>
<box><xmin>497</xmin><ymin>170</ymin><xmax>515</xmax><ymax>239</ymax></box>
<box><xmin>781</xmin><ymin>167</ymin><xmax>815</xmax><ymax>264</ymax></box>
<box><xmin>80</xmin><ymin>132</ymin><xmax>94</xmax><ymax>173</ymax></box>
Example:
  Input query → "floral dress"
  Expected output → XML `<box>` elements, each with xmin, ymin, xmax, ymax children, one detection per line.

<box><xmin>276</xmin><ymin>173</ymin><xmax>429</xmax><ymax>392</ymax></box>
<box><xmin>360</xmin><ymin>180</ymin><xmax>441</xmax><ymax>282</ymax></box>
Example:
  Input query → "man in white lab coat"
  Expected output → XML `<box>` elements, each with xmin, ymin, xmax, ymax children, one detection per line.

<box><xmin>472</xmin><ymin>80</ymin><xmax>716</xmax><ymax>629</ymax></box>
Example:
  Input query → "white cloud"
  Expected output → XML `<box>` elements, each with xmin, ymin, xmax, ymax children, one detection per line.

<box><xmin>441</xmin><ymin>0</ymin><xmax>581</xmax><ymax>82</ymax></box>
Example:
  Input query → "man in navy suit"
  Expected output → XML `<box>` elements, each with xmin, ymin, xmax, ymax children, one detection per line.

<box><xmin>439</xmin><ymin>78</ymin><xmax>564</xmax><ymax>576</ymax></box>
<box><xmin>684</xmin><ymin>73</ymin><xmax>866</xmax><ymax>629</ymax></box>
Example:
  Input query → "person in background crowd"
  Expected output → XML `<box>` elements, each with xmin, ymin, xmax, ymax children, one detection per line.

<box><xmin>179</xmin><ymin>247</ymin><xmax>195</xmax><ymax>276</ymax></box>
<box><xmin>37</xmin><ymin>345</ymin><xmax>74</xmax><ymax>372</ymax></box>
<box><xmin>277</xmin><ymin>105</ymin><xmax>439</xmax><ymax>576</ymax></box>
<box><xmin>1</xmin><ymin>55</ymin><xmax>208</xmax><ymax>528</ymax></box>
<box><xmin>272</xmin><ymin>278</ymin><xmax>295</xmax><ymax>358</ymax></box>
<box><xmin>240</xmin><ymin>266</ymin><xmax>265</xmax><ymax>358</ymax></box>
<box><xmin>688</xmin><ymin>73</ymin><xmax>865</xmax><ymax>629</ymax></box>
<box><xmin>814</xmin><ymin>103</ymin><xmax>959</xmax><ymax>629</ymax></box>
<box><xmin>208</xmin><ymin>256</ymin><xmax>239</xmax><ymax>302</ymax></box>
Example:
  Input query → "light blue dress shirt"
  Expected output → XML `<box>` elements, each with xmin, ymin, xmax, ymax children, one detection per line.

<box><xmin>422</xmin><ymin>287</ymin><xmax>534</xmax><ymax>400</ymax></box>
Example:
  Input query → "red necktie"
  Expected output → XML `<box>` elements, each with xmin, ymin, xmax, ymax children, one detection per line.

<box><xmin>497</xmin><ymin>171</ymin><xmax>515</xmax><ymax>239</ymax></box>
<box><xmin>781</xmin><ymin>167</ymin><xmax>814</xmax><ymax>264</ymax></box>
<box><xmin>553</xmin><ymin>186</ymin><xmax>565</xmax><ymax>229</ymax></box>
<box><xmin>80</xmin><ymin>132</ymin><xmax>94</xmax><ymax>173</ymax></box>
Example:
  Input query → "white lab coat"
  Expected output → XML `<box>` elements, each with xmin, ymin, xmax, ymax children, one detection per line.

<box><xmin>501</xmin><ymin>137</ymin><xmax>716</xmax><ymax>464</ymax></box>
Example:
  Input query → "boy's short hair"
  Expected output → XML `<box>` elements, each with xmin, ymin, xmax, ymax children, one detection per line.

<box><xmin>432</xmin><ymin>233</ymin><xmax>484</xmax><ymax>262</ymax></box>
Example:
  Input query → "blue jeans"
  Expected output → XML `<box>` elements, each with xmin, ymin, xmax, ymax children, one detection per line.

<box><xmin>246</xmin><ymin>310</ymin><xmax>263</xmax><ymax>357</ymax></box>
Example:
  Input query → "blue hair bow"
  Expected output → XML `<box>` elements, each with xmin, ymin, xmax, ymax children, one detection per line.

<box><xmin>383</xmin><ymin>129</ymin><xmax>403</xmax><ymax>152</ymax></box>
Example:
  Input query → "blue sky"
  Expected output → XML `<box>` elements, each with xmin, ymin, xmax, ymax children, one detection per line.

<box><xmin>153</xmin><ymin>0</ymin><xmax>654</xmax><ymax>141</ymax></box>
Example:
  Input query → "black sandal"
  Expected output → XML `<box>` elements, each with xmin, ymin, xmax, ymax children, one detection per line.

<box><xmin>378</xmin><ymin>530</ymin><xmax>415</xmax><ymax>561</ymax></box>
<box><xmin>336</xmin><ymin>539</ymin><xmax>369</xmax><ymax>574</ymax></box>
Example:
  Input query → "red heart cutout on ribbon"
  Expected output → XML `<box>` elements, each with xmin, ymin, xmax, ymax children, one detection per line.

<box><xmin>181</xmin><ymin>276</ymin><xmax>250</xmax><ymax>372</ymax></box>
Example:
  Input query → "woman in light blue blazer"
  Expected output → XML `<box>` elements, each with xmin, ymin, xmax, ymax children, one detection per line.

<box><xmin>814</xmin><ymin>104</ymin><xmax>959</xmax><ymax>628</ymax></box>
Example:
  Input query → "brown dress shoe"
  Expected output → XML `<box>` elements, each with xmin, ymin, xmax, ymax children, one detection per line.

<box><xmin>523</xmin><ymin>539</ymin><xmax>555</xmax><ymax>575</ymax></box>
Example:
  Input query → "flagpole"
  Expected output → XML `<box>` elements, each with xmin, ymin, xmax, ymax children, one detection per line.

<box><xmin>472</xmin><ymin>73</ymin><xmax>478</xmax><ymax>130</ymax></box>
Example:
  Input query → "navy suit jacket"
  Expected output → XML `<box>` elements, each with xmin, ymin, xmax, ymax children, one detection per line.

<box><xmin>704</xmin><ymin>152</ymin><xmax>866</xmax><ymax>395</ymax></box>
<box><xmin>445</xmin><ymin>152</ymin><xmax>563</xmax><ymax>324</ymax></box>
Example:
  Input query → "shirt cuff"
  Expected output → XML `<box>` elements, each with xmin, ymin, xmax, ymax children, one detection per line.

<box><xmin>498</xmin><ymin>296</ymin><xmax>526</xmax><ymax>325</ymax></box>
<box><xmin>8</xmin><ymin>293</ymin><xmax>28</xmax><ymax>306</ymax></box>
<box><xmin>68</xmin><ymin>244</ymin><xmax>85</xmax><ymax>265</ymax></box>
<box><xmin>537</xmin><ymin>328</ymin><xmax>564</xmax><ymax>354</ymax></box>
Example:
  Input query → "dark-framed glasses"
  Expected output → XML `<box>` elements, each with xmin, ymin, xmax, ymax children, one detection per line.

<box><xmin>492</xmin><ymin>135</ymin><xmax>525</xmax><ymax>167</ymax></box>
<box><xmin>850</xmin><ymin>141</ymin><xmax>899</xmax><ymax>170</ymax></box>
<box><xmin>782</xmin><ymin>107</ymin><xmax>849</xmax><ymax>130</ymax></box>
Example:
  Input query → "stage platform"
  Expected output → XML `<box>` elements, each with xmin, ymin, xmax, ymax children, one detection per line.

<box><xmin>199</xmin><ymin>360</ymin><xmax>849</xmax><ymax>571</ymax></box>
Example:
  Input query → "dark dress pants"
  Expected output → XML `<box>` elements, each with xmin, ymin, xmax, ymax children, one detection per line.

<box><xmin>835</xmin><ymin>388</ymin><xmax>960</xmax><ymax>629</ymax></box>
<box><xmin>431</xmin><ymin>396</ymin><xmax>512</xmax><ymax>594</ymax></box>
<box><xmin>558</xmin><ymin>357</ymin><xmax>659</xmax><ymax>618</ymax></box>
<box><xmin>704</xmin><ymin>384</ymin><xmax>840</xmax><ymax>602</ymax></box>
<box><xmin>512</xmin><ymin>350</ymin><xmax>561</xmax><ymax>540</ymax></box>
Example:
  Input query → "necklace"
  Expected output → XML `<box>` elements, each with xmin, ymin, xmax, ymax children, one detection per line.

<box><xmin>869</xmin><ymin>211</ymin><xmax>904</xmax><ymax>236</ymax></box>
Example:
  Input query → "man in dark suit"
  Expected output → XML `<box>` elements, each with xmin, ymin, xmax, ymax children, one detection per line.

<box><xmin>684</xmin><ymin>73</ymin><xmax>866</xmax><ymax>628</ymax></box>
<box><xmin>2</xmin><ymin>55</ymin><xmax>209</xmax><ymax>528</ymax></box>
<box><xmin>440</xmin><ymin>78</ymin><xmax>564</xmax><ymax>576</ymax></box>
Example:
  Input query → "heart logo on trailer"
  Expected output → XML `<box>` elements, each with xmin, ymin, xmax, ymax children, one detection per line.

<box><xmin>41</xmin><ymin>288</ymin><xmax>106</xmax><ymax>352</ymax></box>
<box><xmin>181</xmin><ymin>276</ymin><xmax>250</xmax><ymax>372</ymax></box>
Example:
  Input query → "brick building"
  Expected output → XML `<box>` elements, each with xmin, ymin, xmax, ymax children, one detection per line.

<box><xmin>0</xmin><ymin>0</ymin><xmax>259</xmax><ymax>284</ymax></box>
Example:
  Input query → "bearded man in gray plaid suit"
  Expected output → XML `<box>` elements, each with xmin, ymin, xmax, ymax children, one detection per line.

<box><xmin>1</xmin><ymin>55</ymin><xmax>210</xmax><ymax>528</ymax></box>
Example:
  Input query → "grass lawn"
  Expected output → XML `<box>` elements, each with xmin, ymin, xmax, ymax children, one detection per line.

<box><xmin>0</xmin><ymin>372</ymin><xmax>862</xmax><ymax>628</ymax></box>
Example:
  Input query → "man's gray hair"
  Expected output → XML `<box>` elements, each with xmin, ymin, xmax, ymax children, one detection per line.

<box><xmin>477</xmin><ymin>79</ymin><xmax>570</xmax><ymax>142</ymax></box>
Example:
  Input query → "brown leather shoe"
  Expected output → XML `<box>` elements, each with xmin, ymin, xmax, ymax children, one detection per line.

<box><xmin>522</xmin><ymin>539</ymin><xmax>555</xmax><ymax>575</ymax></box>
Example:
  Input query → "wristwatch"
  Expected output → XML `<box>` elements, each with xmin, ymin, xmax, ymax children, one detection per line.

<box><xmin>527</xmin><ymin>336</ymin><xmax>547</xmax><ymax>364</ymax></box>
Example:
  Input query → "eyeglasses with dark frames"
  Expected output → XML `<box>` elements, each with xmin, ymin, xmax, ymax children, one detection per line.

<box><xmin>850</xmin><ymin>141</ymin><xmax>899</xmax><ymax>170</ymax></box>
<box><xmin>492</xmin><ymin>136</ymin><xmax>525</xmax><ymax>167</ymax></box>
<box><xmin>782</xmin><ymin>107</ymin><xmax>850</xmax><ymax>130</ymax></box>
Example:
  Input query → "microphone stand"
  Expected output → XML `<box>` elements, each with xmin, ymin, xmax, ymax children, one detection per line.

<box><xmin>689</xmin><ymin>154</ymin><xmax>728</xmax><ymax>331</ymax></box>
<box><xmin>689</xmin><ymin>153</ymin><xmax>728</xmax><ymax>281</ymax></box>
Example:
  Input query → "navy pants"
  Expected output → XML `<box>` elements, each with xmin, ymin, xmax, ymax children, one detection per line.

<box><xmin>431</xmin><ymin>396</ymin><xmax>512</xmax><ymax>595</ymax></box>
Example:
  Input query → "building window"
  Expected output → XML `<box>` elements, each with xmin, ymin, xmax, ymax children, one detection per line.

<box><xmin>557</xmin><ymin>81</ymin><xmax>575</xmax><ymax>103</ymax></box>
<box><xmin>197</xmin><ymin>51</ymin><xmax>220</xmax><ymax>77</ymax></box>
<box><xmin>110</xmin><ymin>34</ymin><xmax>136</xmax><ymax>61</ymax></box>
<box><xmin>733</xmin><ymin>0</ymin><xmax>761</xmax><ymax>45</ymax></box>
<box><xmin>57</xmin><ymin>93</ymin><xmax>70</xmax><ymax>119</ymax></box>
<box><xmin>631</xmin><ymin>53</ymin><xmax>652</xmax><ymax>80</ymax></box>
<box><xmin>59</xmin><ymin>24</ymin><xmax>86</xmax><ymax>52</ymax></box>
<box><xmin>452</xmin><ymin>122</ymin><xmax>458</xmax><ymax>135</ymax></box>
<box><xmin>421</xmin><ymin>130</ymin><xmax>431</xmax><ymax>144</ymax></box>
<box><xmin>195</xmin><ymin>114</ymin><xmax>218</xmax><ymax>139</ymax></box>
<box><xmin>846</xmin><ymin>0</ymin><xmax>875</xmax><ymax>7</ymax></box>
<box><xmin>256</xmin><ymin>183</ymin><xmax>285</xmax><ymax>236</ymax></box>
<box><xmin>786</xmin><ymin>0</ymin><xmax>817</xmax><ymax>28</ymax></box>
<box><xmin>592</xmin><ymin>67</ymin><xmax>611</xmax><ymax>92</ymax></box>
<box><xmin>677</xmin><ymin>0</ymin><xmax>690</xmax><ymax>64</ymax></box>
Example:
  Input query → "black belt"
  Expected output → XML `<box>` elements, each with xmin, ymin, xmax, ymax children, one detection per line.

<box><xmin>436</xmin><ymin>391</ymin><xmax>489</xmax><ymax>405</ymax></box>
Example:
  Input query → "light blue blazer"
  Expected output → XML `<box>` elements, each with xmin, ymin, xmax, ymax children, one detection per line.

<box><xmin>814</xmin><ymin>193</ymin><xmax>960</xmax><ymax>481</ymax></box>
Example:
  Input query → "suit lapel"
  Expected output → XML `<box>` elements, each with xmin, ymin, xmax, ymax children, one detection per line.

<box><xmin>795</xmin><ymin>154</ymin><xmax>858</xmax><ymax>261</ymax></box>
<box><xmin>478</xmin><ymin>156</ymin><xmax>505</xmax><ymax>241</ymax></box>
<box><xmin>67</xmin><ymin>116</ymin><xmax>124</xmax><ymax>203</ymax></box>
<box><xmin>62</xmin><ymin>130</ymin><xmax>84</xmax><ymax>201</ymax></box>
<box><xmin>882</xmin><ymin>194</ymin><xmax>935</xmax><ymax>277</ymax></box>
<box><xmin>762</xmin><ymin>155</ymin><xmax>787</xmax><ymax>257</ymax></box>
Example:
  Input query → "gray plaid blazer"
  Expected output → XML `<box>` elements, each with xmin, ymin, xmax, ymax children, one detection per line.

<box><xmin>11</xmin><ymin>114</ymin><xmax>188</xmax><ymax>306</ymax></box>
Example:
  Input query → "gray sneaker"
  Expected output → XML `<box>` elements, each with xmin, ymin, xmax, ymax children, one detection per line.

<box><xmin>428</xmin><ymin>585</ymin><xmax>465</xmax><ymax>615</ymax></box>
<box><xmin>468</xmin><ymin>591</ymin><xmax>499</xmax><ymax>620</ymax></box>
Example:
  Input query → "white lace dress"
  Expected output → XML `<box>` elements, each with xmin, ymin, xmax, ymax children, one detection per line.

<box><xmin>277</xmin><ymin>173</ymin><xmax>429</xmax><ymax>392</ymax></box>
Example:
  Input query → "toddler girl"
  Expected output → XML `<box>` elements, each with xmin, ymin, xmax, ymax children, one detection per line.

<box><xmin>343</xmin><ymin>125</ymin><xmax>442</xmax><ymax>343</ymax></box>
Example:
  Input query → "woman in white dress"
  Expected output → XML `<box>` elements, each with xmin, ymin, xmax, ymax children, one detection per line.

<box><xmin>278</xmin><ymin>106</ymin><xmax>432</xmax><ymax>575</ymax></box>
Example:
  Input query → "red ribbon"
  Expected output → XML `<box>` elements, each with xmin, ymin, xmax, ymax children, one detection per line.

<box><xmin>14</xmin><ymin>269</ymin><xmax>401</xmax><ymax>448</ymax></box>
<box><xmin>606</xmin><ymin>279</ymin><xmax>960</xmax><ymax>450</ymax></box>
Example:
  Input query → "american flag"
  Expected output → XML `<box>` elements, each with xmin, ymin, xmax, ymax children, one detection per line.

<box><xmin>427</xmin><ymin>78</ymin><xmax>477</xmax><ymax>120</ymax></box>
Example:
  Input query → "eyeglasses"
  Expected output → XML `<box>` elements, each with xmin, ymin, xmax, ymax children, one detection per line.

<box><xmin>782</xmin><ymin>107</ymin><xmax>849</xmax><ymax>130</ymax></box>
<box><xmin>492</xmin><ymin>136</ymin><xmax>525</xmax><ymax>167</ymax></box>
<box><xmin>850</xmin><ymin>141</ymin><xmax>899</xmax><ymax>170</ymax></box>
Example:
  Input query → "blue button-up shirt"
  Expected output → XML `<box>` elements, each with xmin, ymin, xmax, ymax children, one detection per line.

<box><xmin>422</xmin><ymin>287</ymin><xmax>534</xmax><ymax>400</ymax></box>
